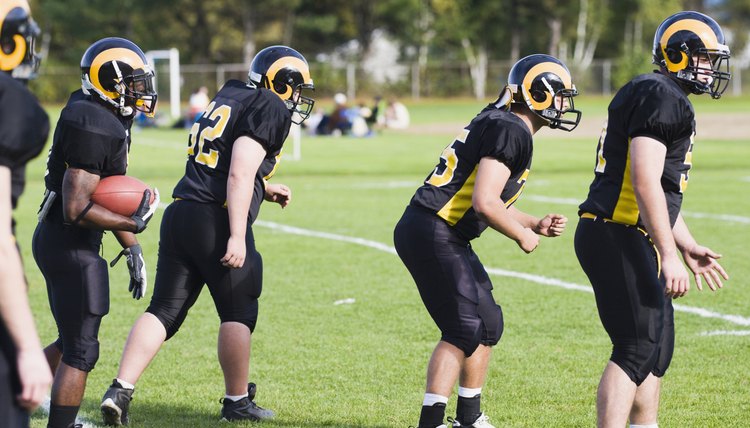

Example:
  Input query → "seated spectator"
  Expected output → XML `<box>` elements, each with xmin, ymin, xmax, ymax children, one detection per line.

<box><xmin>383</xmin><ymin>97</ymin><xmax>410</xmax><ymax>129</ymax></box>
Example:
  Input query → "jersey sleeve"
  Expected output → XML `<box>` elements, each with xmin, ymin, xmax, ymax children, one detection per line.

<box><xmin>232</xmin><ymin>90</ymin><xmax>291</xmax><ymax>154</ymax></box>
<box><xmin>0</xmin><ymin>82</ymin><xmax>50</xmax><ymax>168</ymax></box>
<box><xmin>477</xmin><ymin>119</ymin><xmax>529</xmax><ymax>172</ymax></box>
<box><xmin>627</xmin><ymin>87</ymin><xmax>693</xmax><ymax>146</ymax></box>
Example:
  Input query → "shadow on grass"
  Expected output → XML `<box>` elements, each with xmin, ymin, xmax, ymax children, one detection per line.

<box><xmin>30</xmin><ymin>398</ymin><xmax>397</xmax><ymax>428</ymax></box>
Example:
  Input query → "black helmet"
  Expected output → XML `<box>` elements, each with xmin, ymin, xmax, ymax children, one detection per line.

<box><xmin>505</xmin><ymin>54</ymin><xmax>581</xmax><ymax>132</ymax></box>
<box><xmin>0</xmin><ymin>0</ymin><xmax>41</xmax><ymax>80</ymax></box>
<box><xmin>81</xmin><ymin>37</ymin><xmax>158</xmax><ymax>117</ymax></box>
<box><xmin>248</xmin><ymin>45</ymin><xmax>315</xmax><ymax>125</ymax></box>
<box><xmin>653</xmin><ymin>11</ymin><xmax>731</xmax><ymax>98</ymax></box>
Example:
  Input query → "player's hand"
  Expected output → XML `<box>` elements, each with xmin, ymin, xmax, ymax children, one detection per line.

<box><xmin>125</xmin><ymin>244</ymin><xmax>148</xmax><ymax>299</ymax></box>
<box><xmin>221</xmin><ymin>236</ymin><xmax>246</xmax><ymax>268</ymax></box>
<box><xmin>662</xmin><ymin>253</ymin><xmax>690</xmax><ymax>298</ymax></box>
<box><xmin>15</xmin><ymin>347</ymin><xmax>52</xmax><ymax>411</ymax></box>
<box><xmin>534</xmin><ymin>213</ymin><xmax>567</xmax><ymax>237</ymax></box>
<box><xmin>681</xmin><ymin>244</ymin><xmax>728</xmax><ymax>291</ymax></box>
<box><xmin>517</xmin><ymin>227</ymin><xmax>540</xmax><ymax>253</ymax></box>
<box><xmin>264</xmin><ymin>183</ymin><xmax>291</xmax><ymax>208</ymax></box>
<box><xmin>131</xmin><ymin>188</ymin><xmax>160</xmax><ymax>233</ymax></box>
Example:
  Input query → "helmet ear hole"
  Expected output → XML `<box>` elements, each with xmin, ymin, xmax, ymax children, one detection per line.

<box><xmin>666</xmin><ymin>48</ymin><xmax>683</xmax><ymax>65</ymax></box>
<box><xmin>273</xmin><ymin>81</ymin><xmax>287</xmax><ymax>96</ymax></box>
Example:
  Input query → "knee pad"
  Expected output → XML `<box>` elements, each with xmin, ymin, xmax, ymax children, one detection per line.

<box><xmin>60</xmin><ymin>335</ymin><xmax>100</xmax><ymax>372</ymax></box>
<box><xmin>440</xmin><ymin>315</ymin><xmax>483</xmax><ymax>357</ymax></box>
<box><xmin>610</xmin><ymin>339</ymin><xmax>660</xmax><ymax>386</ymax></box>
<box><xmin>218</xmin><ymin>299</ymin><xmax>259</xmax><ymax>333</ymax></box>
<box><xmin>479</xmin><ymin>303</ymin><xmax>504</xmax><ymax>346</ymax></box>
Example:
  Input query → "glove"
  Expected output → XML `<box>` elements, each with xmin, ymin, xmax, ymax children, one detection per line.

<box><xmin>132</xmin><ymin>188</ymin><xmax>160</xmax><ymax>233</ymax></box>
<box><xmin>110</xmin><ymin>244</ymin><xmax>148</xmax><ymax>299</ymax></box>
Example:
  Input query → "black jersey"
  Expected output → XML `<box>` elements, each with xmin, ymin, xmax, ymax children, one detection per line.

<box><xmin>44</xmin><ymin>90</ymin><xmax>133</xmax><ymax>197</ymax></box>
<box><xmin>409</xmin><ymin>104</ymin><xmax>533</xmax><ymax>240</ymax></box>
<box><xmin>0</xmin><ymin>73</ymin><xmax>50</xmax><ymax>210</ymax></box>
<box><xmin>172</xmin><ymin>80</ymin><xmax>292</xmax><ymax>224</ymax></box>
<box><xmin>579</xmin><ymin>72</ymin><xmax>695</xmax><ymax>228</ymax></box>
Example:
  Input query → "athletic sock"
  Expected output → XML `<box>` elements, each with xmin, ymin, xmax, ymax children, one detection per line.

<box><xmin>456</xmin><ymin>388</ymin><xmax>482</xmax><ymax>425</ymax></box>
<box><xmin>419</xmin><ymin>393</ymin><xmax>448</xmax><ymax>427</ymax></box>
<box><xmin>419</xmin><ymin>402</ymin><xmax>447</xmax><ymax>427</ymax></box>
<box><xmin>630</xmin><ymin>424</ymin><xmax>658</xmax><ymax>428</ymax></box>
<box><xmin>115</xmin><ymin>378</ymin><xmax>135</xmax><ymax>390</ymax></box>
<box><xmin>225</xmin><ymin>393</ymin><xmax>249</xmax><ymax>402</ymax></box>
<box><xmin>47</xmin><ymin>404</ymin><xmax>79</xmax><ymax>428</ymax></box>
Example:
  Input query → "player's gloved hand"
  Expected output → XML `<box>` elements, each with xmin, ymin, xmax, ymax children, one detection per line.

<box><xmin>131</xmin><ymin>188</ymin><xmax>160</xmax><ymax>233</ymax></box>
<box><xmin>110</xmin><ymin>244</ymin><xmax>148</xmax><ymax>299</ymax></box>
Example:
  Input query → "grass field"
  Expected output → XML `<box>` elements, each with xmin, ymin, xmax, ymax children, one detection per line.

<box><xmin>15</xmin><ymin>96</ymin><xmax>750</xmax><ymax>427</ymax></box>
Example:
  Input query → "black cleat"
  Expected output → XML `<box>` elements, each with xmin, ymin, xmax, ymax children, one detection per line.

<box><xmin>100</xmin><ymin>379</ymin><xmax>134</xmax><ymax>426</ymax></box>
<box><xmin>220</xmin><ymin>383</ymin><xmax>275</xmax><ymax>422</ymax></box>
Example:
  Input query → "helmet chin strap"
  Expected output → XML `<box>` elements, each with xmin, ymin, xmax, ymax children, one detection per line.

<box><xmin>81</xmin><ymin>61</ymin><xmax>133</xmax><ymax>117</ymax></box>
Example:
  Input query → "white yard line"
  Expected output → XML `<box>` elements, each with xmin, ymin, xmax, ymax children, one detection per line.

<box><xmin>255</xmin><ymin>220</ymin><xmax>750</xmax><ymax>328</ymax></box>
<box><xmin>523</xmin><ymin>195</ymin><xmax>750</xmax><ymax>225</ymax></box>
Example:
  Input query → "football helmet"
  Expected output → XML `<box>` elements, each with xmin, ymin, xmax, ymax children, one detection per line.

<box><xmin>81</xmin><ymin>37</ymin><xmax>157</xmax><ymax>117</ymax></box>
<box><xmin>0</xmin><ymin>0</ymin><xmax>41</xmax><ymax>80</ymax></box>
<box><xmin>503</xmin><ymin>54</ymin><xmax>581</xmax><ymax>132</ymax></box>
<box><xmin>653</xmin><ymin>11</ymin><xmax>731</xmax><ymax>98</ymax></box>
<box><xmin>248</xmin><ymin>45</ymin><xmax>315</xmax><ymax>125</ymax></box>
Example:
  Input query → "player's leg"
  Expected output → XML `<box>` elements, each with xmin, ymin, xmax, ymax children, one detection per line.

<box><xmin>199</xmin><ymin>204</ymin><xmax>271</xmax><ymax>421</ymax></box>
<box><xmin>630</xmin><ymin>373</ymin><xmax>660</xmax><ymax>426</ymax></box>
<box><xmin>575</xmin><ymin>219</ymin><xmax>665</xmax><ymax>428</ymax></box>
<box><xmin>453</xmin><ymin>249</ymin><xmax>501</xmax><ymax>427</ymax></box>
<box><xmin>394</xmin><ymin>206</ymin><xmax>484</xmax><ymax>428</ymax></box>
<box><xmin>102</xmin><ymin>201</ymin><xmax>204</xmax><ymax>426</ymax></box>
<box><xmin>630</xmin><ymin>297</ymin><xmax>673</xmax><ymax>427</ymax></box>
<box><xmin>33</xmin><ymin>221</ymin><xmax>108</xmax><ymax>428</ymax></box>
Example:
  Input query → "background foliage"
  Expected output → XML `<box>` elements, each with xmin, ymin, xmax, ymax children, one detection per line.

<box><xmin>29</xmin><ymin>0</ymin><xmax>750</xmax><ymax>102</ymax></box>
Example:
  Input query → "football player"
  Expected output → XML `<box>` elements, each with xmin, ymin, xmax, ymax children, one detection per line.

<box><xmin>0</xmin><ymin>1</ymin><xmax>53</xmax><ymax>426</ymax></box>
<box><xmin>394</xmin><ymin>54</ymin><xmax>581</xmax><ymax>428</ymax></box>
<box><xmin>99</xmin><ymin>45</ymin><xmax>314</xmax><ymax>425</ymax></box>
<box><xmin>31</xmin><ymin>37</ymin><xmax>159</xmax><ymax>428</ymax></box>
<box><xmin>574</xmin><ymin>11</ymin><xmax>730</xmax><ymax>428</ymax></box>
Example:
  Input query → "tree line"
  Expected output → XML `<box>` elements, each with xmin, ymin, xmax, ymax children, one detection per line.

<box><xmin>30</xmin><ymin>0</ymin><xmax>750</xmax><ymax>102</ymax></box>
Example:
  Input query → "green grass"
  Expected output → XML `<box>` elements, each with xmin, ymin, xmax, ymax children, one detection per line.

<box><xmin>16</xmin><ymin>97</ymin><xmax>750</xmax><ymax>427</ymax></box>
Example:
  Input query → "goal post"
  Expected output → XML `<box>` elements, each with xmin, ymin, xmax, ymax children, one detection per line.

<box><xmin>145</xmin><ymin>48</ymin><xmax>181</xmax><ymax>119</ymax></box>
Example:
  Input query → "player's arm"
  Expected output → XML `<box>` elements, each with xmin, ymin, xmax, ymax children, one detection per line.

<box><xmin>507</xmin><ymin>206</ymin><xmax>567</xmax><ymax>237</ymax></box>
<box><xmin>0</xmin><ymin>166</ymin><xmax>52</xmax><ymax>411</ymax></box>
<box><xmin>221</xmin><ymin>136</ymin><xmax>266</xmax><ymax>268</ymax></box>
<box><xmin>62</xmin><ymin>168</ymin><xmax>141</xmax><ymax>232</ymax></box>
<box><xmin>473</xmin><ymin>157</ymin><xmax>539</xmax><ymax>253</ymax></box>
<box><xmin>630</xmin><ymin>136</ymin><xmax>690</xmax><ymax>297</ymax></box>
<box><xmin>673</xmin><ymin>213</ymin><xmax>728</xmax><ymax>291</ymax></box>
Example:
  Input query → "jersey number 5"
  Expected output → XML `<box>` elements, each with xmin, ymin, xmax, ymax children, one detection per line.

<box><xmin>426</xmin><ymin>129</ymin><xmax>469</xmax><ymax>187</ymax></box>
<box><xmin>188</xmin><ymin>101</ymin><xmax>232</xmax><ymax>168</ymax></box>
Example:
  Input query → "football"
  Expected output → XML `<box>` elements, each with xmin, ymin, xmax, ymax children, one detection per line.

<box><xmin>91</xmin><ymin>175</ymin><xmax>155</xmax><ymax>216</ymax></box>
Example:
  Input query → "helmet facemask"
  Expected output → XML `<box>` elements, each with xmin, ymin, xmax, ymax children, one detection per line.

<box><xmin>671</xmin><ymin>46</ymin><xmax>731</xmax><ymax>98</ymax></box>
<box><xmin>285</xmin><ymin>83</ymin><xmax>315</xmax><ymax>125</ymax></box>
<box><xmin>121</xmin><ymin>67</ymin><xmax>158</xmax><ymax>117</ymax></box>
<box><xmin>520</xmin><ymin>74</ymin><xmax>581</xmax><ymax>132</ymax></box>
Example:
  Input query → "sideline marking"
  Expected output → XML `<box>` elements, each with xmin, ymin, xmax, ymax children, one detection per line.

<box><xmin>255</xmin><ymin>220</ymin><xmax>750</xmax><ymax>327</ymax></box>
<box><xmin>700</xmin><ymin>330</ymin><xmax>750</xmax><ymax>336</ymax></box>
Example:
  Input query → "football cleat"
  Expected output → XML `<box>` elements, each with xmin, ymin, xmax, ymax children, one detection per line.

<box><xmin>449</xmin><ymin>413</ymin><xmax>496</xmax><ymax>428</ymax></box>
<box><xmin>219</xmin><ymin>382</ymin><xmax>275</xmax><ymax>422</ymax></box>
<box><xmin>100</xmin><ymin>379</ymin><xmax>134</xmax><ymax>426</ymax></box>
